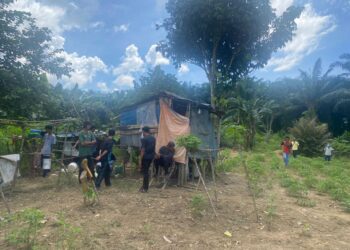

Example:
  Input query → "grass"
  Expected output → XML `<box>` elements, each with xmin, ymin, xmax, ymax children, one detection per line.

<box><xmin>1</xmin><ymin>208</ymin><xmax>45</xmax><ymax>249</ymax></box>
<box><xmin>190</xmin><ymin>194</ymin><xmax>207</xmax><ymax>217</ymax></box>
<box><xmin>222</xmin><ymin>135</ymin><xmax>350</xmax><ymax>212</ymax></box>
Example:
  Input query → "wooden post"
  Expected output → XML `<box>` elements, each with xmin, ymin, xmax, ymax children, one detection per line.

<box><xmin>162</xmin><ymin>162</ymin><xmax>176</xmax><ymax>190</ymax></box>
<box><xmin>11</xmin><ymin>126</ymin><xmax>25</xmax><ymax>191</ymax></box>
<box><xmin>0</xmin><ymin>187</ymin><xmax>11</xmax><ymax>214</ymax></box>
<box><xmin>208</xmin><ymin>151</ymin><xmax>218</xmax><ymax>203</ymax></box>
<box><xmin>193</xmin><ymin>157</ymin><xmax>217</xmax><ymax>217</ymax></box>
<box><xmin>57</xmin><ymin>126</ymin><xmax>69</xmax><ymax>187</ymax></box>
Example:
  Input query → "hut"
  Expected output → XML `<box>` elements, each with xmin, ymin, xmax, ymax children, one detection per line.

<box><xmin>118</xmin><ymin>91</ymin><xmax>218</xmax><ymax>163</ymax></box>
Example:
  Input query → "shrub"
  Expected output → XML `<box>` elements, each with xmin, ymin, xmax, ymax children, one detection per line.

<box><xmin>216</xmin><ymin>149</ymin><xmax>240</xmax><ymax>172</ymax></box>
<box><xmin>289</xmin><ymin>116</ymin><xmax>331</xmax><ymax>157</ymax></box>
<box><xmin>176</xmin><ymin>134</ymin><xmax>201</xmax><ymax>152</ymax></box>
<box><xmin>190</xmin><ymin>194</ymin><xmax>207</xmax><ymax>217</ymax></box>
<box><xmin>332</xmin><ymin>131</ymin><xmax>350</xmax><ymax>156</ymax></box>
<box><xmin>2</xmin><ymin>208</ymin><xmax>45</xmax><ymax>249</ymax></box>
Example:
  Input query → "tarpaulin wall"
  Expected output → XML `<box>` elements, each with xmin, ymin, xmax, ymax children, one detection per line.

<box><xmin>156</xmin><ymin>99</ymin><xmax>190</xmax><ymax>164</ymax></box>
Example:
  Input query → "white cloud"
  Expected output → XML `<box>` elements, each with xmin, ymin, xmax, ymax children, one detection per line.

<box><xmin>60</xmin><ymin>52</ymin><xmax>107</xmax><ymax>86</ymax></box>
<box><xmin>112</xmin><ymin>44</ymin><xmax>144</xmax><ymax>89</ymax></box>
<box><xmin>145</xmin><ymin>44</ymin><xmax>170</xmax><ymax>67</ymax></box>
<box><xmin>113</xmin><ymin>44</ymin><xmax>144</xmax><ymax>76</ymax></box>
<box><xmin>8</xmin><ymin>0</ymin><xmax>68</xmax><ymax>34</ymax></box>
<box><xmin>97</xmin><ymin>82</ymin><xmax>109</xmax><ymax>92</ymax></box>
<box><xmin>48</xmin><ymin>52</ymin><xmax>107</xmax><ymax>88</ymax></box>
<box><xmin>267</xmin><ymin>4</ymin><xmax>336</xmax><ymax>72</ymax></box>
<box><xmin>113</xmin><ymin>74</ymin><xmax>135</xmax><ymax>89</ymax></box>
<box><xmin>8</xmin><ymin>0</ymin><xmax>108</xmax><ymax>87</ymax></box>
<box><xmin>90</xmin><ymin>21</ymin><xmax>104</xmax><ymax>29</ymax></box>
<box><xmin>114</xmin><ymin>24</ymin><xmax>129</xmax><ymax>32</ymax></box>
<box><xmin>178</xmin><ymin>64</ymin><xmax>190</xmax><ymax>75</ymax></box>
<box><xmin>270</xmin><ymin>0</ymin><xmax>294</xmax><ymax>16</ymax></box>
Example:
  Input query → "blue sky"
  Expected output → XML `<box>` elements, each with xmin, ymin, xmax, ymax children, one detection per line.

<box><xmin>8</xmin><ymin>0</ymin><xmax>350</xmax><ymax>91</ymax></box>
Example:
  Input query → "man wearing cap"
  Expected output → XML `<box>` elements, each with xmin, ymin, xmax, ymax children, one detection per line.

<box><xmin>139</xmin><ymin>126</ymin><xmax>156</xmax><ymax>193</ymax></box>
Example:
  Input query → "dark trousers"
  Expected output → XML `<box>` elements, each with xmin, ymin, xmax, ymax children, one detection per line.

<box><xmin>154</xmin><ymin>157</ymin><xmax>171</xmax><ymax>175</ymax></box>
<box><xmin>142</xmin><ymin>159</ymin><xmax>153</xmax><ymax>191</ymax></box>
<box><xmin>78</xmin><ymin>155</ymin><xmax>95</xmax><ymax>182</ymax></box>
<box><xmin>95</xmin><ymin>161</ymin><xmax>111</xmax><ymax>188</ymax></box>
<box><xmin>293</xmin><ymin>150</ymin><xmax>298</xmax><ymax>158</ymax></box>
<box><xmin>325</xmin><ymin>155</ymin><xmax>331</xmax><ymax>161</ymax></box>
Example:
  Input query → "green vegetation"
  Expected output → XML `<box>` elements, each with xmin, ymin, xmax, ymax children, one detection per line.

<box><xmin>289</xmin><ymin>116</ymin><xmax>331</xmax><ymax>157</ymax></box>
<box><xmin>176</xmin><ymin>134</ymin><xmax>201</xmax><ymax>152</ymax></box>
<box><xmin>217</xmin><ymin>134</ymin><xmax>350</xmax><ymax>213</ymax></box>
<box><xmin>190</xmin><ymin>194</ymin><xmax>208</xmax><ymax>217</ymax></box>
<box><xmin>54</xmin><ymin>212</ymin><xmax>82</xmax><ymax>249</ymax></box>
<box><xmin>1</xmin><ymin>208</ymin><xmax>45</xmax><ymax>249</ymax></box>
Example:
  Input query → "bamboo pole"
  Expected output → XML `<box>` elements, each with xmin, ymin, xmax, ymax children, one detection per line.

<box><xmin>0</xmin><ymin>187</ymin><xmax>11</xmax><ymax>214</ymax></box>
<box><xmin>208</xmin><ymin>151</ymin><xmax>218</xmax><ymax>203</ymax></box>
<box><xmin>193</xmin><ymin>157</ymin><xmax>217</xmax><ymax>217</ymax></box>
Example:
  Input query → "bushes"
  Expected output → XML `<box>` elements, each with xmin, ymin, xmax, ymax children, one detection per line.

<box><xmin>289</xmin><ymin>116</ymin><xmax>330</xmax><ymax>157</ymax></box>
<box><xmin>332</xmin><ymin>131</ymin><xmax>350</xmax><ymax>156</ymax></box>
<box><xmin>176</xmin><ymin>134</ymin><xmax>201</xmax><ymax>152</ymax></box>
<box><xmin>216</xmin><ymin>148</ymin><xmax>240</xmax><ymax>172</ymax></box>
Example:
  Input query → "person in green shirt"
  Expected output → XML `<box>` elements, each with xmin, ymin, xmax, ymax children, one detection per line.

<box><xmin>75</xmin><ymin>121</ymin><xmax>96</xmax><ymax>181</ymax></box>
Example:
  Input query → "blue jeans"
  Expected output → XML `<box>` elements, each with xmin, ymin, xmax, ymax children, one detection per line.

<box><xmin>283</xmin><ymin>152</ymin><xmax>290</xmax><ymax>166</ymax></box>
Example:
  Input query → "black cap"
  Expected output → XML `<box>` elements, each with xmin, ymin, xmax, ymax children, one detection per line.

<box><xmin>142</xmin><ymin>126</ymin><xmax>150</xmax><ymax>133</ymax></box>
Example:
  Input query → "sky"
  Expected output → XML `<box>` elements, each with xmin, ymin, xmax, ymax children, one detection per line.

<box><xmin>7</xmin><ymin>0</ymin><xmax>350</xmax><ymax>92</ymax></box>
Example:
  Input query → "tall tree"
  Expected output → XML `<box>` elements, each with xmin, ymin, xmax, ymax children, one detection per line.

<box><xmin>0</xmin><ymin>0</ymin><xmax>71</xmax><ymax>119</ymax></box>
<box><xmin>158</xmin><ymin>0</ymin><xmax>303</xmax><ymax>107</ymax></box>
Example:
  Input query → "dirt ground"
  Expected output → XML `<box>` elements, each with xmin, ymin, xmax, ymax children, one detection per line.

<box><xmin>0</xmin><ymin>170</ymin><xmax>350</xmax><ymax>250</ymax></box>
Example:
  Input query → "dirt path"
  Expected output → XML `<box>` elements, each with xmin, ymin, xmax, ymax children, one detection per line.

<box><xmin>0</xmin><ymin>172</ymin><xmax>349</xmax><ymax>249</ymax></box>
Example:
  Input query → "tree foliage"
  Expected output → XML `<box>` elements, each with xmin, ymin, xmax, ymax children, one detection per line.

<box><xmin>159</xmin><ymin>0</ymin><xmax>303</xmax><ymax>105</ymax></box>
<box><xmin>0</xmin><ymin>0</ymin><xmax>71</xmax><ymax>76</ymax></box>
<box><xmin>289</xmin><ymin>116</ymin><xmax>331</xmax><ymax>157</ymax></box>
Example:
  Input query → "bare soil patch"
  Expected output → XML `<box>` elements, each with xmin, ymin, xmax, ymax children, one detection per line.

<box><xmin>0</xmin><ymin>171</ymin><xmax>349</xmax><ymax>250</ymax></box>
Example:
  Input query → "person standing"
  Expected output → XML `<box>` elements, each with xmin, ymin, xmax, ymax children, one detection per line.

<box><xmin>291</xmin><ymin>138</ymin><xmax>300</xmax><ymax>158</ymax></box>
<box><xmin>95</xmin><ymin>129</ymin><xmax>115</xmax><ymax>188</ymax></box>
<box><xmin>41</xmin><ymin>125</ymin><xmax>56</xmax><ymax>177</ymax></box>
<box><xmin>324</xmin><ymin>143</ymin><xmax>334</xmax><ymax>161</ymax></box>
<box><xmin>76</xmin><ymin>121</ymin><xmax>96</xmax><ymax>181</ymax></box>
<box><xmin>139</xmin><ymin>126</ymin><xmax>156</xmax><ymax>193</ymax></box>
<box><xmin>281</xmin><ymin>136</ymin><xmax>292</xmax><ymax>167</ymax></box>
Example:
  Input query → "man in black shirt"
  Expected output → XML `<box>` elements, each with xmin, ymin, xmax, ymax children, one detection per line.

<box><xmin>95</xmin><ymin>129</ymin><xmax>115</xmax><ymax>188</ymax></box>
<box><xmin>154</xmin><ymin>141</ymin><xmax>175</xmax><ymax>176</ymax></box>
<box><xmin>139</xmin><ymin>126</ymin><xmax>156</xmax><ymax>193</ymax></box>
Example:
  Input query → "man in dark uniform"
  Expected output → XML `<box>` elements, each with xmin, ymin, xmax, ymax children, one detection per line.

<box><xmin>139</xmin><ymin>126</ymin><xmax>156</xmax><ymax>193</ymax></box>
<box><xmin>95</xmin><ymin>129</ymin><xmax>115</xmax><ymax>188</ymax></box>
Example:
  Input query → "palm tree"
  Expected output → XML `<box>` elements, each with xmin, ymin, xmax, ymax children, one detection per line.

<box><xmin>293</xmin><ymin>58</ymin><xmax>350</xmax><ymax>117</ymax></box>
<box><xmin>330</xmin><ymin>53</ymin><xmax>350</xmax><ymax>77</ymax></box>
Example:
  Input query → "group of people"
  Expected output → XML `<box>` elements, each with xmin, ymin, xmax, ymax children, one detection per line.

<box><xmin>39</xmin><ymin>123</ymin><xmax>174</xmax><ymax>193</ymax></box>
<box><xmin>280</xmin><ymin>136</ymin><xmax>335</xmax><ymax>167</ymax></box>
<box><xmin>39</xmin><ymin>122</ymin><xmax>115</xmax><ymax>188</ymax></box>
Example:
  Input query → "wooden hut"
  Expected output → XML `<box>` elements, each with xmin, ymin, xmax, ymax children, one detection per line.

<box><xmin>118</xmin><ymin>91</ymin><xmax>218</xmax><ymax>161</ymax></box>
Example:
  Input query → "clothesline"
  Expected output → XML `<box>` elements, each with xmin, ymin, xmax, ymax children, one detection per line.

<box><xmin>0</xmin><ymin>118</ymin><xmax>79</xmax><ymax>126</ymax></box>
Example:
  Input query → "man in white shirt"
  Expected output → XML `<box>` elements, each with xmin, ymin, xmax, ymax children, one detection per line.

<box><xmin>41</xmin><ymin>125</ymin><xmax>56</xmax><ymax>177</ymax></box>
<box><xmin>324</xmin><ymin>143</ymin><xmax>334</xmax><ymax>161</ymax></box>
